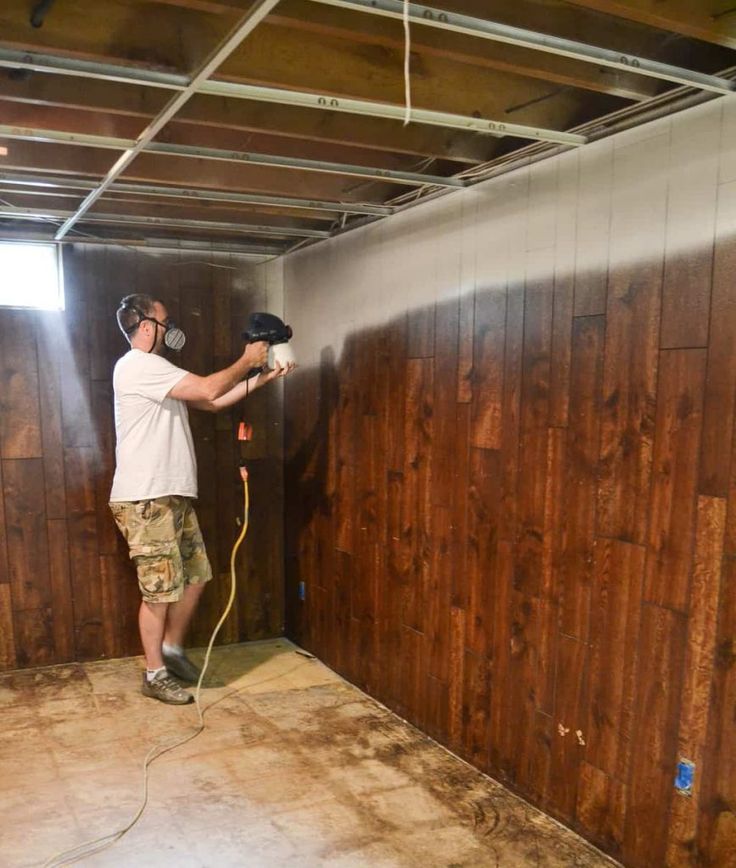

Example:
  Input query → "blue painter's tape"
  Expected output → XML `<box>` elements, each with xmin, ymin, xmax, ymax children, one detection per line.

<box><xmin>298</xmin><ymin>581</ymin><xmax>306</xmax><ymax>601</ymax></box>
<box><xmin>675</xmin><ymin>759</ymin><xmax>695</xmax><ymax>796</ymax></box>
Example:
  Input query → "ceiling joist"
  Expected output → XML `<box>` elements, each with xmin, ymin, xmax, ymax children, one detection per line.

<box><xmin>307</xmin><ymin>0</ymin><xmax>735</xmax><ymax>95</ymax></box>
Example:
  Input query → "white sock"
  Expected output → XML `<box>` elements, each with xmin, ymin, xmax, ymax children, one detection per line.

<box><xmin>163</xmin><ymin>642</ymin><xmax>184</xmax><ymax>657</ymax></box>
<box><xmin>146</xmin><ymin>666</ymin><xmax>166</xmax><ymax>683</ymax></box>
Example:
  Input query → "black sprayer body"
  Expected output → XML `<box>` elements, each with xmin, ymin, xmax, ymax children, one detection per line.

<box><xmin>242</xmin><ymin>313</ymin><xmax>293</xmax><ymax>378</ymax></box>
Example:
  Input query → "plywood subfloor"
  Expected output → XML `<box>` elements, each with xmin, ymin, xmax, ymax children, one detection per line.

<box><xmin>0</xmin><ymin>640</ymin><xmax>618</xmax><ymax>867</ymax></box>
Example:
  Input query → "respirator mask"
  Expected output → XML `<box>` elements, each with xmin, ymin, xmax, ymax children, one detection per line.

<box><xmin>242</xmin><ymin>312</ymin><xmax>295</xmax><ymax>373</ymax></box>
<box><xmin>118</xmin><ymin>301</ymin><xmax>186</xmax><ymax>353</ymax></box>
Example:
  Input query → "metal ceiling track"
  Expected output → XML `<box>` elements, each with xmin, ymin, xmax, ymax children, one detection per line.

<box><xmin>199</xmin><ymin>81</ymin><xmax>585</xmax><ymax>145</ymax></box>
<box><xmin>0</xmin><ymin>171</ymin><xmax>395</xmax><ymax>216</ymax></box>
<box><xmin>309</xmin><ymin>0</ymin><xmax>736</xmax><ymax>96</ymax></box>
<box><xmin>0</xmin><ymin>125</ymin><xmax>464</xmax><ymax>188</ymax></box>
<box><xmin>0</xmin><ymin>48</ymin><xmax>586</xmax><ymax>147</ymax></box>
<box><xmin>0</xmin><ymin>205</ymin><xmax>328</xmax><ymax>237</ymax></box>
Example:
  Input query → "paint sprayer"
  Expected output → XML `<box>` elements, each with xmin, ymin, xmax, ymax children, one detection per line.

<box><xmin>243</xmin><ymin>312</ymin><xmax>295</xmax><ymax>374</ymax></box>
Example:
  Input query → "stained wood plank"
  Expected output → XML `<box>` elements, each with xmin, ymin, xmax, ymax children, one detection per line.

<box><xmin>586</xmin><ymin>539</ymin><xmax>644</xmax><ymax>781</ymax></box>
<box><xmin>3</xmin><ymin>459</ymin><xmax>52</xmax><ymax>612</ymax></box>
<box><xmin>489</xmin><ymin>539</ymin><xmax>513</xmax><ymax>779</ymax></box>
<box><xmin>643</xmin><ymin>349</ymin><xmax>707</xmax><ymax>612</ymax></box>
<box><xmin>499</xmin><ymin>281</ymin><xmax>524</xmax><ymax>545</ymax></box>
<box><xmin>92</xmin><ymin>380</ymin><xmax>119</xmax><ymax>557</ymax></box>
<box><xmin>406</xmin><ymin>305</ymin><xmax>435</xmax><ymax>359</ymax></box>
<box><xmin>560</xmin><ymin>316</ymin><xmax>604</xmax><ymax>639</ymax></box>
<box><xmin>576</xmin><ymin>761</ymin><xmax>626</xmax><ymax>857</ymax></box>
<box><xmin>538</xmin><ymin>427</ymin><xmax>565</xmax><ymax>714</ymax></box>
<box><xmin>457</xmin><ymin>194</ymin><xmax>477</xmax><ymax>405</ymax></box>
<box><xmin>0</xmin><ymin>457</ymin><xmax>9</xmax><ymax>586</ymax></box>
<box><xmin>400</xmin><ymin>357</ymin><xmax>433</xmax><ymax>634</ymax></box>
<box><xmin>0</xmin><ymin>312</ymin><xmax>43</xmax><ymax>459</ymax></box>
<box><xmin>548</xmin><ymin>635</ymin><xmax>588</xmax><ymax>821</ymax></box>
<box><xmin>659</xmin><ymin>100</ymin><xmax>719</xmax><ymax>350</ymax></box>
<box><xmin>623</xmin><ymin>605</ymin><xmax>687</xmax><ymax>867</ymax></box>
<box><xmin>666</xmin><ymin>496</ymin><xmax>725</xmax><ymax>866</ymax></box>
<box><xmin>506</xmin><ymin>589</ymin><xmax>541</xmax><ymax>788</ymax></box>
<box><xmin>521</xmin><ymin>248</ymin><xmax>554</xmax><ymax>432</ymax></box>
<box><xmin>549</xmin><ymin>152</ymin><xmax>579</xmax><ymax>427</ymax></box>
<box><xmin>0</xmin><ymin>584</ymin><xmax>17</xmax><ymax>670</ymax></box>
<box><xmin>514</xmin><ymin>427</ymin><xmax>548</xmax><ymax>598</ymax></box>
<box><xmin>47</xmin><ymin>518</ymin><xmax>75</xmax><ymax>664</ymax></box>
<box><xmin>431</xmin><ymin>296</ymin><xmax>460</xmax><ymax>504</ymax></box>
<box><xmin>35</xmin><ymin>312</ymin><xmax>67</xmax><ymax>519</ymax></box>
<box><xmin>598</xmin><ymin>135</ymin><xmax>668</xmax><ymax>544</ymax></box>
<box><xmin>64</xmin><ymin>446</ymin><xmax>104</xmax><ymax>659</ymax></box>
<box><xmin>427</xmin><ymin>505</ymin><xmax>452</xmax><ymax>684</ymax></box>
<box><xmin>447</xmin><ymin>605</ymin><xmax>465</xmax><ymax>753</ymax></box>
<box><xmin>470</xmin><ymin>287</ymin><xmax>506</xmax><ymax>449</ymax></box>
<box><xmin>696</xmin><ymin>556</ymin><xmax>736</xmax><ymax>867</ymax></box>
<box><xmin>574</xmin><ymin>140</ymin><xmax>613</xmax><ymax>318</ymax></box>
<box><xmin>700</xmin><ymin>181</ymin><xmax>736</xmax><ymax>498</ymax></box>
<box><xmin>461</xmin><ymin>649</ymin><xmax>491</xmax><ymax>771</ymax></box>
<box><xmin>13</xmin><ymin>607</ymin><xmax>55</xmax><ymax>668</ymax></box>
<box><xmin>465</xmin><ymin>448</ymin><xmax>501</xmax><ymax>658</ymax></box>
<box><xmin>59</xmin><ymin>247</ymin><xmax>95</xmax><ymax>449</ymax></box>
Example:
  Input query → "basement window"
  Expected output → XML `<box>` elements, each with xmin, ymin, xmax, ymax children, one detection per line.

<box><xmin>0</xmin><ymin>242</ymin><xmax>64</xmax><ymax>310</ymax></box>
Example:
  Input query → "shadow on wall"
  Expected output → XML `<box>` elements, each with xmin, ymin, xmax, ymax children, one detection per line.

<box><xmin>282</xmin><ymin>266</ymin><xmax>734</xmax><ymax>868</ymax></box>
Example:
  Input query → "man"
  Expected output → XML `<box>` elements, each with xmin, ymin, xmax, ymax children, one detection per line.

<box><xmin>109</xmin><ymin>293</ymin><xmax>293</xmax><ymax>705</ymax></box>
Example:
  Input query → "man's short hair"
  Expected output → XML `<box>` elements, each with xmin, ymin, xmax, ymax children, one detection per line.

<box><xmin>117</xmin><ymin>293</ymin><xmax>158</xmax><ymax>340</ymax></box>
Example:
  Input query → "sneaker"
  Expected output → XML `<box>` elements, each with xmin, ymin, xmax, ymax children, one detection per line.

<box><xmin>162</xmin><ymin>649</ymin><xmax>202</xmax><ymax>685</ymax></box>
<box><xmin>141</xmin><ymin>670</ymin><xmax>194</xmax><ymax>705</ymax></box>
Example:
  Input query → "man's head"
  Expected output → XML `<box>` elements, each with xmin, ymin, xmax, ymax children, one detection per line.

<box><xmin>117</xmin><ymin>294</ymin><xmax>182</xmax><ymax>355</ymax></box>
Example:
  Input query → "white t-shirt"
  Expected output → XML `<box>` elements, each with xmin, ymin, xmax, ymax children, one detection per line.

<box><xmin>109</xmin><ymin>349</ymin><xmax>197</xmax><ymax>502</ymax></box>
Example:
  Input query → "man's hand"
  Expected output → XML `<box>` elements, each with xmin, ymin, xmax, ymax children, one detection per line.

<box><xmin>259</xmin><ymin>359</ymin><xmax>297</xmax><ymax>383</ymax></box>
<box><xmin>243</xmin><ymin>340</ymin><xmax>268</xmax><ymax>369</ymax></box>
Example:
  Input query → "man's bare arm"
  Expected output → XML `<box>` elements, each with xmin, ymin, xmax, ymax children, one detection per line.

<box><xmin>190</xmin><ymin>362</ymin><xmax>296</xmax><ymax>413</ymax></box>
<box><xmin>169</xmin><ymin>342</ymin><xmax>267</xmax><ymax>403</ymax></box>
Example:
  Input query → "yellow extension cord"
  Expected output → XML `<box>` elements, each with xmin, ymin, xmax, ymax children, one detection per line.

<box><xmin>42</xmin><ymin>469</ymin><xmax>250</xmax><ymax>868</ymax></box>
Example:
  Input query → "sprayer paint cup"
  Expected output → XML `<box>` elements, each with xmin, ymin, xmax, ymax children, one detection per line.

<box><xmin>269</xmin><ymin>342</ymin><xmax>296</xmax><ymax>369</ymax></box>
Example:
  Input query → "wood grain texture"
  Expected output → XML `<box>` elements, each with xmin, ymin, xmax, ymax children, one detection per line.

<box><xmin>0</xmin><ymin>247</ymin><xmax>284</xmax><ymax>671</ymax></box>
<box><xmin>623</xmin><ymin>605</ymin><xmax>687</xmax><ymax>867</ymax></box>
<box><xmin>284</xmin><ymin>109</ymin><xmax>736</xmax><ymax>867</ymax></box>
<box><xmin>666</xmin><ymin>496</ymin><xmax>725</xmax><ymax>867</ymax></box>
<box><xmin>0</xmin><ymin>312</ymin><xmax>43</xmax><ymax>459</ymax></box>
<box><xmin>560</xmin><ymin>315</ymin><xmax>604</xmax><ymax>640</ymax></box>
<box><xmin>597</xmin><ymin>135</ymin><xmax>668</xmax><ymax>544</ymax></box>
<box><xmin>659</xmin><ymin>107</ymin><xmax>719</xmax><ymax>350</ymax></box>
<box><xmin>701</xmin><ymin>181</ymin><xmax>736</xmax><ymax>499</ymax></box>
<box><xmin>643</xmin><ymin>349</ymin><xmax>706</xmax><ymax>612</ymax></box>
<box><xmin>698</xmin><ymin>555</ymin><xmax>736</xmax><ymax>867</ymax></box>
<box><xmin>586</xmin><ymin>539</ymin><xmax>644</xmax><ymax>782</ymax></box>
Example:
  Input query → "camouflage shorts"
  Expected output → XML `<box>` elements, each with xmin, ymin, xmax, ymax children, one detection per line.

<box><xmin>109</xmin><ymin>496</ymin><xmax>212</xmax><ymax>603</ymax></box>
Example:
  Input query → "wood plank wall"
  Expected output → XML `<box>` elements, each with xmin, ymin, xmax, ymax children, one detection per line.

<box><xmin>0</xmin><ymin>244</ymin><xmax>284</xmax><ymax>671</ymax></box>
<box><xmin>283</xmin><ymin>98</ymin><xmax>736</xmax><ymax>867</ymax></box>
